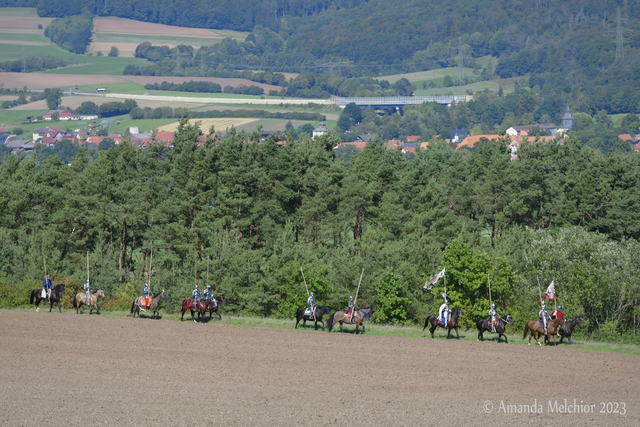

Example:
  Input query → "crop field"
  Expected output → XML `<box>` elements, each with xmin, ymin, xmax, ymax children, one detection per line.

<box><xmin>90</xmin><ymin>17</ymin><xmax>248</xmax><ymax>57</ymax></box>
<box><xmin>157</xmin><ymin>118</ymin><xmax>259</xmax><ymax>133</ymax></box>
<box><xmin>0</xmin><ymin>310</ymin><xmax>638</xmax><ymax>426</ymax></box>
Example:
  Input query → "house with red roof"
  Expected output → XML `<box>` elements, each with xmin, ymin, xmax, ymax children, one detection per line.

<box><xmin>406</xmin><ymin>135</ymin><xmax>420</xmax><ymax>143</ymax></box>
<box><xmin>386</xmin><ymin>140</ymin><xmax>402</xmax><ymax>150</ymax></box>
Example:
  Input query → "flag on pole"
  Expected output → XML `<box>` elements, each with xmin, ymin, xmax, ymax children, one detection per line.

<box><xmin>545</xmin><ymin>280</ymin><xmax>555</xmax><ymax>299</ymax></box>
<box><xmin>424</xmin><ymin>268</ymin><xmax>446</xmax><ymax>289</ymax></box>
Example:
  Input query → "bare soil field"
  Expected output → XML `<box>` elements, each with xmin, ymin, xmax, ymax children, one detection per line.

<box><xmin>94</xmin><ymin>18</ymin><xmax>224</xmax><ymax>38</ymax></box>
<box><xmin>0</xmin><ymin>310</ymin><xmax>637</xmax><ymax>426</ymax></box>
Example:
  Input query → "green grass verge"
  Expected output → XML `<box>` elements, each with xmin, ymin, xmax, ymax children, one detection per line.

<box><xmin>0</xmin><ymin>7</ymin><xmax>39</xmax><ymax>16</ymax></box>
<box><xmin>0</xmin><ymin>33</ymin><xmax>48</xmax><ymax>43</ymax></box>
<box><xmin>20</xmin><ymin>308</ymin><xmax>639</xmax><ymax>355</ymax></box>
<box><xmin>92</xmin><ymin>33</ymin><xmax>227</xmax><ymax>47</ymax></box>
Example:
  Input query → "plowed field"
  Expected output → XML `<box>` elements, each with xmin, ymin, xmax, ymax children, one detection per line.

<box><xmin>0</xmin><ymin>310</ymin><xmax>637</xmax><ymax>426</ymax></box>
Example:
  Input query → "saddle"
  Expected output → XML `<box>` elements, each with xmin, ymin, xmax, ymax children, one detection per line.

<box><xmin>135</xmin><ymin>296</ymin><xmax>151</xmax><ymax>308</ymax></box>
<box><xmin>183</xmin><ymin>299</ymin><xmax>205</xmax><ymax>311</ymax></box>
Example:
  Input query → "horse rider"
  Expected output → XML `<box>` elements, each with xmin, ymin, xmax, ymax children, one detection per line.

<box><xmin>489</xmin><ymin>303</ymin><xmax>500</xmax><ymax>333</ymax></box>
<box><xmin>203</xmin><ymin>285</ymin><xmax>217</xmax><ymax>308</ymax></box>
<box><xmin>42</xmin><ymin>274</ymin><xmax>53</xmax><ymax>302</ymax></box>
<box><xmin>307</xmin><ymin>292</ymin><xmax>317</xmax><ymax>318</ymax></box>
<box><xmin>539</xmin><ymin>303</ymin><xmax>551</xmax><ymax>334</ymax></box>
<box><xmin>84</xmin><ymin>279</ymin><xmax>92</xmax><ymax>305</ymax></box>
<box><xmin>552</xmin><ymin>305</ymin><xmax>564</xmax><ymax>333</ymax></box>
<box><xmin>347</xmin><ymin>295</ymin><xmax>355</xmax><ymax>321</ymax></box>
<box><xmin>438</xmin><ymin>294</ymin><xmax>450</xmax><ymax>327</ymax></box>
<box><xmin>192</xmin><ymin>284</ymin><xmax>202</xmax><ymax>308</ymax></box>
<box><xmin>142</xmin><ymin>282</ymin><xmax>152</xmax><ymax>312</ymax></box>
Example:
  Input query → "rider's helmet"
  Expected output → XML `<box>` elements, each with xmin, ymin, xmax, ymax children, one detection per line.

<box><xmin>558</xmin><ymin>305</ymin><xmax>562</xmax><ymax>310</ymax></box>
<box><xmin>47</xmin><ymin>274</ymin><xmax>50</xmax><ymax>279</ymax></box>
<box><xmin>144</xmin><ymin>282</ymin><xmax>148</xmax><ymax>287</ymax></box>
<box><xmin>541</xmin><ymin>303</ymin><xmax>545</xmax><ymax>308</ymax></box>
<box><xmin>310</xmin><ymin>292</ymin><xmax>314</xmax><ymax>296</ymax></box>
<box><xmin>195</xmin><ymin>284</ymin><xmax>198</xmax><ymax>288</ymax></box>
<box><xmin>207</xmin><ymin>285</ymin><xmax>211</xmax><ymax>289</ymax></box>
<box><xmin>349</xmin><ymin>295</ymin><xmax>353</xmax><ymax>300</ymax></box>
<box><xmin>491</xmin><ymin>303</ymin><xmax>495</xmax><ymax>308</ymax></box>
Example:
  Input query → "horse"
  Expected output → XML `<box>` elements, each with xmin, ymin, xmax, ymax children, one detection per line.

<box><xmin>523</xmin><ymin>317</ymin><xmax>566</xmax><ymax>346</ymax></box>
<box><xmin>423</xmin><ymin>307</ymin><xmax>464</xmax><ymax>339</ymax></box>
<box><xmin>327</xmin><ymin>307</ymin><xmax>374</xmax><ymax>334</ymax></box>
<box><xmin>73</xmin><ymin>289</ymin><xmax>105</xmax><ymax>314</ymax></box>
<box><xmin>130</xmin><ymin>291</ymin><xmax>167</xmax><ymax>319</ymax></box>
<box><xmin>558</xmin><ymin>317</ymin><xmax>584</xmax><ymax>344</ymax></box>
<box><xmin>477</xmin><ymin>314</ymin><xmax>513</xmax><ymax>343</ymax></box>
<box><xmin>181</xmin><ymin>298</ymin><xmax>207</xmax><ymax>323</ymax></box>
<box><xmin>295</xmin><ymin>306</ymin><xmax>332</xmax><ymax>331</ymax></box>
<box><xmin>202</xmin><ymin>294</ymin><xmax>227</xmax><ymax>320</ymax></box>
<box><xmin>29</xmin><ymin>284</ymin><xmax>66</xmax><ymax>313</ymax></box>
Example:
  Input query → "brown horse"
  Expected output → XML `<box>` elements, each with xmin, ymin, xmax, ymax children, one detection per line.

<box><xmin>181</xmin><ymin>298</ymin><xmax>207</xmax><ymax>323</ymax></box>
<box><xmin>73</xmin><ymin>289</ymin><xmax>105</xmax><ymax>314</ymax></box>
<box><xmin>523</xmin><ymin>317</ymin><xmax>566</xmax><ymax>346</ymax></box>
<box><xmin>327</xmin><ymin>308</ymin><xmax>374</xmax><ymax>334</ymax></box>
<box><xmin>203</xmin><ymin>294</ymin><xmax>227</xmax><ymax>320</ymax></box>
<box><xmin>130</xmin><ymin>291</ymin><xmax>167</xmax><ymax>319</ymax></box>
<box><xmin>477</xmin><ymin>314</ymin><xmax>513</xmax><ymax>343</ymax></box>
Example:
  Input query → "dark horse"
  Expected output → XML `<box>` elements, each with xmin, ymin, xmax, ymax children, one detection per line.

<box><xmin>477</xmin><ymin>314</ymin><xmax>514</xmax><ymax>343</ymax></box>
<box><xmin>202</xmin><ymin>295</ymin><xmax>227</xmax><ymax>320</ymax></box>
<box><xmin>423</xmin><ymin>307</ymin><xmax>464</xmax><ymax>338</ymax></box>
<box><xmin>558</xmin><ymin>317</ymin><xmax>584</xmax><ymax>344</ymax></box>
<box><xmin>130</xmin><ymin>291</ymin><xmax>167</xmax><ymax>319</ymax></box>
<box><xmin>181</xmin><ymin>298</ymin><xmax>207</xmax><ymax>323</ymax></box>
<box><xmin>30</xmin><ymin>284</ymin><xmax>66</xmax><ymax>313</ymax></box>
<box><xmin>295</xmin><ymin>306</ymin><xmax>332</xmax><ymax>331</ymax></box>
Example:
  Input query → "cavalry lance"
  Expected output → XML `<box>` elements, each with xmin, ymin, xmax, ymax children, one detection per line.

<box><xmin>300</xmin><ymin>267</ymin><xmax>315</xmax><ymax>320</ymax></box>
<box><xmin>352</xmin><ymin>269</ymin><xmax>364</xmax><ymax>323</ymax></box>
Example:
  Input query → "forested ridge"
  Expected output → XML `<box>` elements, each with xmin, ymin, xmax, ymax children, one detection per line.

<box><xmin>1</xmin><ymin>115</ymin><xmax>639</xmax><ymax>342</ymax></box>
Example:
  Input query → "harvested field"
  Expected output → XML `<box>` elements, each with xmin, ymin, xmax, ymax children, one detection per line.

<box><xmin>0</xmin><ymin>8</ymin><xmax>54</xmax><ymax>30</ymax></box>
<box><xmin>89</xmin><ymin>42</ymin><xmax>146</xmax><ymax>58</ymax></box>
<box><xmin>11</xmin><ymin>96</ymin><xmax>205</xmax><ymax>111</ymax></box>
<box><xmin>157</xmin><ymin>118</ymin><xmax>258</xmax><ymax>132</ymax></box>
<box><xmin>0</xmin><ymin>310</ymin><xmax>637</xmax><ymax>426</ymax></box>
<box><xmin>0</xmin><ymin>40</ymin><xmax>49</xmax><ymax>45</ymax></box>
<box><xmin>94</xmin><ymin>17</ymin><xmax>226</xmax><ymax>38</ymax></box>
<box><xmin>0</xmin><ymin>72</ymin><xmax>126</xmax><ymax>89</ymax></box>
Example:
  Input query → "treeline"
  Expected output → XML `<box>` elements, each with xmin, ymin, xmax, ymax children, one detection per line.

<box><xmin>1</xmin><ymin>115</ymin><xmax>640</xmax><ymax>343</ymax></box>
<box><xmin>129</xmin><ymin>106</ymin><xmax>324</xmax><ymax>121</ymax></box>
<box><xmin>43</xmin><ymin>13</ymin><xmax>92</xmax><ymax>54</ymax></box>
<box><xmin>0</xmin><ymin>56</ymin><xmax>70</xmax><ymax>73</ymax></box>
<box><xmin>143</xmin><ymin>80</ymin><xmax>265</xmax><ymax>96</ymax></box>
<box><xmin>61</xmin><ymin>99</ymin><xmax>137</xmax><ymax>118</ymax></box>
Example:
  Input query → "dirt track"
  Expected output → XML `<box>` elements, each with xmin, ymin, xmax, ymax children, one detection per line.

<box><xmin>0</xmin><ymin>311</ymin><xmax>637</xmax><ymax>426</ymax></box>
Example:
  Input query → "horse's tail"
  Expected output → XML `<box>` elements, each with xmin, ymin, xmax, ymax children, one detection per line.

<box><xmin>423</xmin><ymin>316</ymin><xmax>431</xmax><ymax>331</ymax></box>
<box><xmin>72</xmin><ymin>297</ymin><xmax>77</xmax><ymax>309</ymax></box>
<box><xmin>130</xmin><ymin>299</ymin><xmax>135</xmax><ymax>314</ymax></box>
<box><xmin>522</xmin><ymin>323</ymin><xmax>529</xmax><ymax>340</ymax></box>
<box><xmin>30</xmin><ymin>291</ymin><xmax>35</xmax><ymax>304</ymax></box>
<box><xmin>327</xmin><ymin>312</ymin><xmax>334</xmax><ymax>331</ymax></box>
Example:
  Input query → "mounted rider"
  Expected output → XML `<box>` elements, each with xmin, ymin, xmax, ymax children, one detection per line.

<box><xmin>142</xmin><ymin>282</ymin><xmax>151</xmax><ymax>312</ymax></box>
<box><xmin>84</xmin><ymin>279</ymin><xmax>92</xmax><ymax>305</ymax></box>
<box><xmin>192</xmin><ymin>284</ymin><xmax>202</xmax><ymax>308</ymax></box>
<box><xmin>42</xmin><ymin>274</ymin><xmax>52</xmax><ymax>302</ymax></box>
<box><xmin>347</xmin><ymin>295</ymin><xmax>355</xmax><ymax>321</ymax></box>
<box><xmin>489</xmin><ymin>303</ymin><xmax>500</xmax><ymax>333</ymax></box>
<box><xmin>552</xmin><ymin>305</ymin><xmax>564</xmax><ymax>333</ymax></box>
<box><xmin>307</xmin><ymin>292</ymin><xmax>317</xmax><ymax>318</ymax></box>
<box><xmin>539</xmin><ymin>303</ymin><xmax>551</xmax><ymax>334</ymax></box>
<box><xmin>203</xmin><ymin>285</ymin><xmax>217</xmax><ymax>307</ymax></box>
<box><xmin>438</xmin><ymin>294</ymin><xmax>450</xmax><ymax>327</ymax></box>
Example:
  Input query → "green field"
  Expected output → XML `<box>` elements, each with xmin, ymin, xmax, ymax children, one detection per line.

<box><xmin>92</xmin><ymin>33</ymin><xmax>230</xmax><ymax>47</ymax></box>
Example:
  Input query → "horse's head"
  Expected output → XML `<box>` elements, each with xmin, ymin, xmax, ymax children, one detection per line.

<box><xmin>454</xmin><ymin>307</ymin><xmax>464</xmax><ymax>316</ymax></box>
<box><xmin>576</xmin><ymin>317</ymin><xmax>584</xmax><ymax>328</ymax></box>
<box><xmin>505</xmin><ymin>314</ymin><xmax>514</xmax><ymax>326</ymax></box>
<box><xmin>218</xmin><ymin>294</ymin><xmax>226</xmax><ymax>304</ymax></box>
<box><xmin>97</xmin><ymin>289</ymin><xmax>105</xmax><ymax>299</ymax></box>
<box><xmin>55</xmin><ymin>284</ymin><xmax>66</xmax><ymax>295</ymax></box>
<box><xmin>361</xmin><ymin>307</ymin><xmax>374</xmax><ymax>317</ymax></box>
